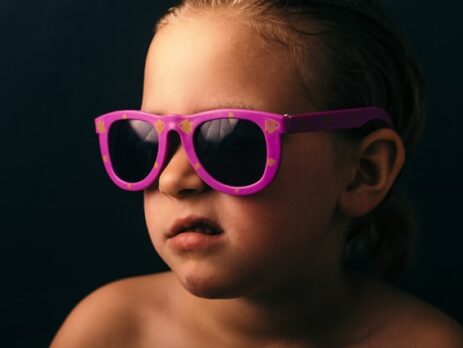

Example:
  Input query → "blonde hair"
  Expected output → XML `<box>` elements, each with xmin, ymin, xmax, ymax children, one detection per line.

<box><xmin>155</xmin><ymin>0</ymin><xmax>425</xmax><ymax>280</ymax></box>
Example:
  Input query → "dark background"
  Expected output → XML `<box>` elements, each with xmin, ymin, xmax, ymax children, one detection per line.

<box><xmin>1</xmin><ymin>0</ymin><xmax>462</xmax><ymax>347</ymax></box>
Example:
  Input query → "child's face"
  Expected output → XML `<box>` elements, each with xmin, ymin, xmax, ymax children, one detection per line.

<box><xmin>142</xmin><ymin>10</ymin><xmax>349</xmax><ymax>298</ymax></box>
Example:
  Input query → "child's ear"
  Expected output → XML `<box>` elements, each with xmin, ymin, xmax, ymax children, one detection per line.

<box><xmin>338</xmin><ymin>128</ymin><xmax>405</xmax><ymax>218</ymax></box>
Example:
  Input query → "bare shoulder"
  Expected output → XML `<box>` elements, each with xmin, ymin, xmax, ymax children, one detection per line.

<box><xmin>50</xmin><ymin>271</ymin><xmax>176</xmax><ymax>348</ymax></box>
<box><xmin>359</xmin><ymin>278</ymin><xmax>463</xmax><ymax>348</ymax></box>
<box><xmin>392</xmin><ymin>293</ymin><xmax>463</xmax><ymax>348</ymax></box>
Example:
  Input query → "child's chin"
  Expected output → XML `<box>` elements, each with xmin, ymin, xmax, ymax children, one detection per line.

<box><xmin>178</xmin><ymin>270</ymin><xmax>252</xmax><ymax>299</ymax></box>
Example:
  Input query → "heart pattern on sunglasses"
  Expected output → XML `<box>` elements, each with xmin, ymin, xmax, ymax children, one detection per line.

<box><xmin>179</xmin><ymin>120</ymin><xmax>193</xmax><ymax>134</ymax></box>
<box><xmin>154</xmin><ymin>120</ymin><xmax>166</xmax><ymax>134</ymax></box>
<box><xmin>264</xmin><ymin>119</ymin><xmax>280</xmax><ymax>134</ymax></box>
<box><xmin>96</xmin><ymin>120</ymin><xmax>106</xmax><ymax>134</ymax></box>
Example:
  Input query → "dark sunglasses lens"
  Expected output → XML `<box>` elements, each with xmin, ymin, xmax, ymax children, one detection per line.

<box><xmin>108</xmin><ymin>120</ymin><xmax>158</xmax><ymax>182</ymax></box>
<box><xmin>194</xmin><ymin>119</ymin><xmax>267</xmax><ymax>186</ymax></box>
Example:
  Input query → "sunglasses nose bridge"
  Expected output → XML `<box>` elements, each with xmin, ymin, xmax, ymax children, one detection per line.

<box><xmin>161</xmin><ymin>115</ymin><xmax>193</xmax><ymax>135</ymax></box>
<box><xmin>161</xmin><ymin>116</ymin><xmax>194</xmax><ymax>164</ymax></box>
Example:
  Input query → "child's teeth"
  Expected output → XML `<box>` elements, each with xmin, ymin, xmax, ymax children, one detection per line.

<box><xmin>192</xmin><ymin>225</ymin><xmax>217</xmax><ymax>234</ymax></box>
<box><xmin>180</xmin><ymin>222</ymin><xmax>221</xmax><ymax>235</ymax></box>
<box><xmin>205</xmin><ymin>227</ymin><xmax>216</xmax><ymax>234</ymax></box>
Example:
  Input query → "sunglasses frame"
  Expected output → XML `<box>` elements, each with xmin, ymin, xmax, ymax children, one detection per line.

<box><xmin>94</xmin><ymin>107</ymin><xmax>394</xmax><ymax>195</ymax></box>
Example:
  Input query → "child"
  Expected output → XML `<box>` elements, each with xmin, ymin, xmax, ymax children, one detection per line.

<box><xmin>52</xmin><ymin>0</ymin><xmax>463</xmax><ymax>347</ymax></box>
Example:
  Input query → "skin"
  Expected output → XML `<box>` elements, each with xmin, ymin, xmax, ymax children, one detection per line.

<box><xmin>51</xmin><ymin>8</ymin><xmax>463</xmax><ymax>348</ymax></box>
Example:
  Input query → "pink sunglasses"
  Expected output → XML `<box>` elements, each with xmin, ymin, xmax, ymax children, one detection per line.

<box><xmin>95</xmin><ymin>107</ymin><xmax>393</xmax><ymax>195</ymax></box>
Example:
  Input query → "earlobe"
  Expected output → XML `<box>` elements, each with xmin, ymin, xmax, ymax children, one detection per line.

<box><xmin>338</xmin><ymin>128</ymin><xmax>405</xmax><ymax>218</ymax></box>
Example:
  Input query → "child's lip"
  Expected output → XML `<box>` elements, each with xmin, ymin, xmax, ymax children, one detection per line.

<box><xmin>167</xmin><ymin>215</ymin><xmax>224</xmax><ymax>238</ymax></box>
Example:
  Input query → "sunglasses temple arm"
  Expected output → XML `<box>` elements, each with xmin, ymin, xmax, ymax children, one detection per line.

<box><xmin>283</xmin><ymin>108</ymin><xmax>395</xmax><ymax>134</ymax></box>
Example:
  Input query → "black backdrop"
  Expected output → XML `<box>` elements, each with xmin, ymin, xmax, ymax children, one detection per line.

<box><xmin>1</xmin><ymin>1</ymin><xmax>462</xmax><ymax>347</ymax></box>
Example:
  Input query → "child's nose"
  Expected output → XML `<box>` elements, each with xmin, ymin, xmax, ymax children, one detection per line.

<box><xmin>158</xmin><ymin>135</ymin><xmax>208</xmax><ymax>198</ymax></box>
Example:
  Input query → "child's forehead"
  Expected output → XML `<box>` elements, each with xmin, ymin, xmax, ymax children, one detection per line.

<box><xmin>152</xmin><ymin>8</ymin><xmax>280</xmax><ymax>58</ymax></box>
<box><xmin>143</xmin><ymin>9</ymin><xmax>315</xmax><ymax>117</ymax></box>
<box><xmin>144</xmin><ymin>100</ymin><xmax>258</xmax><ymax>116</ymax></box>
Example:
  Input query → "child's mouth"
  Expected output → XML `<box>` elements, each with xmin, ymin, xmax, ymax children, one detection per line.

<box><xmin>167</xmin><ymin>216</ymin><xmax>225</xmax><ymax>251</ymax></box>
<box><xmin>168</xmin><ymin>216</ymin><xmax>223</xmax><ymax>237</ymax></box>
<box><xmin>178</xmin><ymin>222</ymin><xmax>221</xmax><ymax>235</ymax></box>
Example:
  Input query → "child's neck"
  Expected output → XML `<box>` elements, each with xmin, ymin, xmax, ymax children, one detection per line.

<box><xmin>177</xmin><ymin>268</ymin><xmax>371</xmax><ymax>346</ymax></box>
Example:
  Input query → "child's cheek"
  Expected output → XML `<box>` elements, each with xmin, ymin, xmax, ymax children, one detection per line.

<box><xmin>217</xmin><ymin>193</ymin><xmax>319</xmax><ymax>257</ymax></box>
<box><xmin>213</xmin><ymin>136</ymin><xmax>340</xmax><ymax>267</ymax></box>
